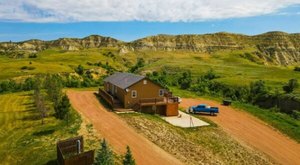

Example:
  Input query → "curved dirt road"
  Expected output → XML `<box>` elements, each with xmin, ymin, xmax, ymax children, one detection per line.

<box><xmin>181</xmin><ymin>98</ymin><xmax>300</xmax><ymax>165</ymax></box>
<box><xmin>67</xmin><ymin>90</ymin><xmax>183</xmax><ymax>165</ymax></box>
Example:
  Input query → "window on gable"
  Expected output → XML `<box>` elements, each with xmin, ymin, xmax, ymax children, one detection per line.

<box><xmin>159</xmin><ymin>89</ymin><xmax>164</xmax><ymax>97</ymax></box>
<box><xmin>132</xmin><ymin>90</ymin><xmax>137</xmax><ymax>98</ymax></box>
<box><xmin>143</xmin><ymin>80</ymin><xmax>147</xmax><ymax>85</ymax></box>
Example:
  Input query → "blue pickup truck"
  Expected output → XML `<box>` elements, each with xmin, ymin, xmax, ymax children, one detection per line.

<box><xmin>188</xmin><ymin>104</ymin><xmax>219</xmax><ymax>115</ymax></box>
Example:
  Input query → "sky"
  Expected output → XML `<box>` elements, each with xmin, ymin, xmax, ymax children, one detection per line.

<box><xmin>0</xmin><ymin>0</ymin><xmax>300</xmax><ymax>42</ymax></box>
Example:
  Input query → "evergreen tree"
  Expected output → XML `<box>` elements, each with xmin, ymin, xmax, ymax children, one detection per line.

<box><xmin>95</xmin><ymin>139</ymin><xmax>114</xmax><ymax>165</ymax></box>
<box><xmin>54</xmin><ymin>94</ymin><xmax>70</xmax><ymax>120</ymax></box>
<box><xmin>283</xmin><ymin>79</ymin><xmax>298</xmax><ymax>93</ymax></box>
<box><xmin>123</xmin><ymin>146</ymin><xmax>135</xmax><ymax>165</ymax></box>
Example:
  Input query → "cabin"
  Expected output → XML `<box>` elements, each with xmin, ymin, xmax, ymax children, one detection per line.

<box><xmin>99</xmin><ymin>72</ymin><xmax>179</xmax><ymax>116</ymax></box>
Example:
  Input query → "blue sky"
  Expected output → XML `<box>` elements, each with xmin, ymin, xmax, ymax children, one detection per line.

<box><xmin>0</xmin><ymin>1</ymin><xmax>299</xmax><ymax>42</ymax></box>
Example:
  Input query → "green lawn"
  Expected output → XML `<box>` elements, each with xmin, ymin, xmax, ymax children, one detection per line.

<box><xmin>0</xmin><ymin>91</ymin><xmax>81</xmax><ymax>165</ymax></box>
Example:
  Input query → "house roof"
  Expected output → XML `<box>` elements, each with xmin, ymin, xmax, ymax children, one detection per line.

<box><xmin>104</xmin><ymin>72</ymin><xmax>145</xmax><ymax>89</ymax></box>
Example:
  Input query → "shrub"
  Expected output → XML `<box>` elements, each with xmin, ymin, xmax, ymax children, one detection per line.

<box><xmin>20</xmin><ymin>66</ymin><xmax>36</xmax><ymax>70</ymax></box>
<box><xmin>294</xmin><ymin>66</ymin><xmax>300</xmax><ymax>72</ymax></box>
<box><xmin>28</xmin><ymin>53</ymin><xmax>37</xmax><ymax>58</ymax></box>
<box><xmin>75</xmin><ymin>65</ymin><xmax>84</xmax><ymax>75</ymax></box>
<box><xmin>283</xmin><ymin>79</ymin><xmax>298</xmax><ymax>93</ymax></box>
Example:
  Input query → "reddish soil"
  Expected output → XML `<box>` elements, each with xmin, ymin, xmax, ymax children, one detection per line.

<box><xmin>181</xmin><ymin>98</ymin><xmax>300</xmax><ymax>165</ymax></box>
<box><xmin>67</xmin><ymin>90</ymin><xmax>183</xmax><ymax>165</ymax></box>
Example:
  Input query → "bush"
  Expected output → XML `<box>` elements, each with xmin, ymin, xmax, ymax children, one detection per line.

<box><xmin>291</xmin><ymin>110</ymin><xmax>300</xmax><ymax>120</ymax></box>
<box><xmin>283</xmin><ymin>79</ymin><xmax>298</xmax><ymax>93</ymax></box>
<box><xmin>202</xmin><ymin>69</ymin><xmax>220</xmax><ymax>80</ymax></box>
<box><xmin>294</xmin><ymin>66</ymin><xmax>300</xmax><ymax>72</ymax></box>
<box><xmin>20</xmin><ymin>66</ymin><xmax>36</xmax><ymax>70</ymax></box>
<box><xmin>28</xmin><ymin>53</ymin><xmax>37</xmax><ymax>58</ymax></box>
<box><xmin>75</xmin><ymin>65</ymin><xmax>84</xmax><ymax>75</ymax></box>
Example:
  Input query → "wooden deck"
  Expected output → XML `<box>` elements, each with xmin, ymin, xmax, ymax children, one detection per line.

<box><xmin>139</xmin><ymin>97</ymin><xmax>179</xmax><ymax>107</ymax></box>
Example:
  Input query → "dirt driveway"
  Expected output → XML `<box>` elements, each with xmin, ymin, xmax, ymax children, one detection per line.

<box><xmin>181</xmin><ymin>98</ymin><xmax>300</xmax><ymax>165</ymax></box>
<box><xmin>67</xmin><ymin>90</ymin><xmax>182</xmax><ymax>165</ymax></box>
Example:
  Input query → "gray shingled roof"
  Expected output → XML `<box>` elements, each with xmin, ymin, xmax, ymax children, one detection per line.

<box><xmin>104</xmin><ymin>72</ymin><xmax>145</xmax><ymax>89</ymax></box>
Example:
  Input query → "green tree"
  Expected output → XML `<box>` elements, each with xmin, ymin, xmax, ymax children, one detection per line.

<box><xmin>33</xmin><ymin>79</ymin><xmax>48</xmax><ymax>125</ymax></box>
<box><xmin>75</xmin><ymin>65</ymin><xmax>84</xmax><ymax>75</ymax></box>
<box><xmin>54</xmin><ymin>94</ymin><xmax>70</xmax><ymax>120</ymax></box>
<box><xmin>95</xmin><ymin>139</ymin><xmax>114</xmax><ymax>165</ymax></box>
<box><xmin>123</xmin><ymin>146</ymin><xmax>135</xmax><ymax>165</ymax></box>
<box><xmin>283</xmin><ymin>79</ymin><xmax>298</xmax><ymax>93</ymax></box>
<box><xmin>178</xmin><ymin>70</ymin><xmax>192</xmax><ymax>89</ymax></box>
<box><xmin>129</xmin><ymin>58</ymin><xmax>145</xmax><ymax>73</ymax></box>
<box><xmin>249</xmin><ymin>80</ymin><xmax>269</xmax><ymax>103</ymax></box>
<box><xmin>45</xmin><ymin>74</ymin><xmax>63</xmax><ymax>104</ymax></box>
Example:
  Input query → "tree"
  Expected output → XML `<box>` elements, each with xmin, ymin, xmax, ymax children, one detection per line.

<box><xmin>283</xmin><ymin>79</ymin><xmax>298</xmax><ymax>93</ymax></box>
<box><xmin>178</xmin><ymin>70</ymin><xmax>192</xmax><ymax>89</ymax></box>
<box><xmin>129</xmin><ymin>58</ymin><xmax>145</xmax><ymax>73</ymax></box>
<box><xmin>123</xmin><ymin>146</ymin><xmax>135</xmax><ymax>165</ymax></box>
<box><xmin>249</xmin><ymin>80</ymin><xmax>269</xmax><ymax>103</ymax></box>
<box><xmin>75</xmin><ymin>65</ymin><xmax>84</xmax><ymax>75</ymax></box>
<box><xmin>95</xmin><ymin>139</ymin><xmax>114</xmax><ymax>165</ymax></box>
<box><xmin>45</xmin><ymin>74</ymin><xmax>63</xmax><ymax>105</ymax></box>
<box><xmin>33</xmin><ymin>79</ymin><xmax>47</xmax><ymax>125</ymax></box>
<box><xmin>54</xmin><ymin>94</ymin><xmax>70</xmax><ymax>120</ymax></box>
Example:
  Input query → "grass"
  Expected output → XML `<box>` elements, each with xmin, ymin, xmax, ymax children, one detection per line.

<box><xmin>0</xmin><ymin>91</ymin><xmax>81</xmax><ymax>165</ymax></box>
<box><xmin>119</xmin><ymin>113</ymin><xmax>274</xmax><ymax>165</ymax></box>
<box><xmin>1</xmin><ymin>48</ymin><xmax>300</xmax><ymax>94</ymax></box>
<box><xmin>0</xmin><ymin>48</ymin><xmax>131</xmax><ymax>80</ymax></box>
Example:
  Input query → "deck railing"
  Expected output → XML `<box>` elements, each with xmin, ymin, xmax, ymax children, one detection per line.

<box><xmin>139</xmin><ymin>97</ymin><xmax>179</xmax><ymax>105</ymax></box>
<box><xmin>98</xmin><ymin>89</ymin><xmax>114</xmax><ymax>106</ymax></box>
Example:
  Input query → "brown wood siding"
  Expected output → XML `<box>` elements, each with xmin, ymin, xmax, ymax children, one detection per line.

<box><xmin>104</xmin><ymin>82</ymin><xmax>126</xmax><ymax>106</ymax></box>
<box><xmin>166</xmin><ymin>103</ymin><xmax>179</xmax><ymax>116</ymax></box>
<box><xmin>124</xmin><ymin>78</ymin><xmax>164</xmax><ymax>108</ymax></box>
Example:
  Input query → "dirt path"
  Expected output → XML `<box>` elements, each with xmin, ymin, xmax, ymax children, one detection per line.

<box><xmin>67</xmin><ymin>90</ymin><xmax>183</xmax><ymax>165</ymax></box>
<box><xmin>181</xmin><ymin>98</ymin><xmax>300</xmax><ymax>165</ymax></box>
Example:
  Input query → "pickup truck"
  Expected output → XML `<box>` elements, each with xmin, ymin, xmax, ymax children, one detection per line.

<box><xmin>188</xmin><ymin>104</ymin><xmax>219</xmax><ymax>115</ymax></box>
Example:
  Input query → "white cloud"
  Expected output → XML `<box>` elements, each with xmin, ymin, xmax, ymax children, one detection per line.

<box><xmin>0</xmin><ymin>0</ymin><xmax>299</xmax><ymax>22</ymax></box>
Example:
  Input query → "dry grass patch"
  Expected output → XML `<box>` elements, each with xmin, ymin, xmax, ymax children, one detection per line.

<box><xmin>120</xmin><ymin>113</ymin><xmax>275</xmax><ymax>165</ymax></box>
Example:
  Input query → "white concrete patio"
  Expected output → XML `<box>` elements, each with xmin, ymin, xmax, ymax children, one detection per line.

<box><xmin>161</xmin><ymin>111</ymin><xmax>209</xmax><ymax>128</ymax></box>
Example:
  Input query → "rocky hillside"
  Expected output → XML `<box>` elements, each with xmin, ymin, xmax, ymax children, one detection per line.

<box><xmin>0</xmin><ymin>32</ymin><xmax>300</xmax><ymax>65</ymax></box>
<box><xmin>0</xmin><ymin>35</ymin><xmax>122</xmax><ymax>52</ymax></box>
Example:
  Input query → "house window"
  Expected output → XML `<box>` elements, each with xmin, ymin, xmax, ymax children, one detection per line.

<box><xmin>143</xmin><ymin>80</ymin><xmax>147</xmax><ymax>84</ymax></box>
<box><xmin>131</xmin><ymin>90</ymin><xmax>137</xmax><ymax>98</ymax></box>
<box><xmin>159</xmin><ymin>89</ymin><xmax>164</xmax><ymax>97</ymax></box>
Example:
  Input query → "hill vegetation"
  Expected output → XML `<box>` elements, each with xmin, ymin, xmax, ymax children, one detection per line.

<box><xmin>1</xmin><ymin>31</ymin><xmax>300</xmax><ymax>65</ymax></box>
